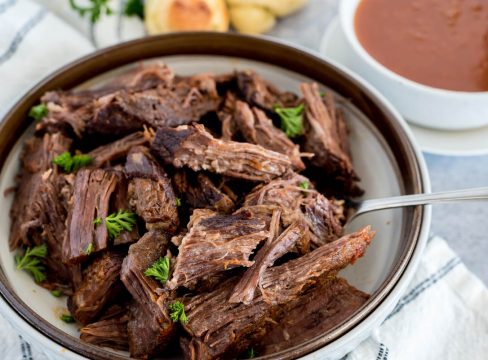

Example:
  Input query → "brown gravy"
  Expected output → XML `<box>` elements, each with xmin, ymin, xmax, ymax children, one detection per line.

<box><xmin>355</xmin><ymin>0</ymin><xmax>488</xmax><ymax>92</ymax></box>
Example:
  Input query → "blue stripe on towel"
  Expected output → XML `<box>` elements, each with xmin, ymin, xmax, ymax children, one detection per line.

<box><xmin>384</xmin><ymin>257</ymin><xmax>461</xmax><ymax>322</ymax></box>
<box><xmin>25</xmin><ymin>339</ymin><xmax>33</xmax><ymax>360</ymax></box>
<box><xmin>376</xmin><ymin>343</ymin><xmax>389</xmax><ymax>360</ymax></box>
<box><xmin>0</xmin><ymin>0</ymin><xmax>16</xmax><ymax>14</ymax></box>
<box><xmin>18</xmin><ymin>335</ymin><xmax>33</xmax><ymax>360</ymax></box>
<box><xmin>0</xmin><ymin>8</ymin><xmax>47</xmax><ymax>65</ymax></box>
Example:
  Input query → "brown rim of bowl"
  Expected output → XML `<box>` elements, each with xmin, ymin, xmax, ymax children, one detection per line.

<box><xmin>0</xmin><ymin>32</ymin><xmax>424</xmax><ymax>360</ymax></box>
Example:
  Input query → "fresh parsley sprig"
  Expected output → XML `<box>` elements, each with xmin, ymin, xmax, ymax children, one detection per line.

<box><xmin>51</xmin><ymin>290</ymin><xmax>63</xmax><ymax>298</ymax></box>
<box><xmin>95</xmin><ymin>210</ymin><xmax>137</xmax><ymax>240</ymax></box>
<box><xmin>274</xmin><ymin>103</ymin><xmax>304</xmax><ymax>138</ymax></box>
<box><xmin>15</xmin><ymin>244</ymin><xmax>47</xmax><ymax>283</ymax></box>
<box><xmin>106</xmin><ymin>210</ymin><xmax>137</xmax><ymax>239</ymax></box>
<box><xmin>85</xmin><ymin>243</ymin><xmax>94</xmax><ymax>256</ymax></box>
<box><xmin>60</xmin><ymin>314</ymin><xmax>75</xmax><ymax>323</ymax></box>
<box><xmin>299</xmin><ymin>181</ymin><xmax>309</xmax><ymax>190</ymax></box>
<box><xmin>168</xmin><ymin>301</ymin><xmax>188</xmax><ymax>324</ymax></box>
<box><xmin>145</xmin><ymin>257</ymin><xmax>170</xmax><ymax>284</ymax></box>
<box><xmin>124</xmin><ymin>0</ymin><xmax>144</xmax><ymax>18</ymax></box>
<box><xmin>28</xmin><ymin>104</ymin><xmax>48</xmax><ymax>121</ymax></box>
<box><xmin>69</xmin><ymin>0</ymin><xmax>112</xmax><ymax>24</ymax></box>
<box><xmin>53</xmin><ymin>152</ymin><xmax>92</xmax><ymax>173</ymax></box>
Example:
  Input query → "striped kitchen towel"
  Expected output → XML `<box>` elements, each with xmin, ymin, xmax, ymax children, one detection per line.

<box><xmin>1</xmin><ymin>1</ymin><xmax>488</xmax><ymax>359</ymax></box>
<box><xmin>347</xmin><ymin>236</ymin><xmax>488</xmax><ymax>360</ymax></box>
<box><xmin>0</xmin><ymin>0</ymin><xmax>144</xmax><ymax>120</ymax></box>
<box><xmin>0</xmin><ymin>0</ymin><xmax>93</xmax><ymax>119</ymax></box>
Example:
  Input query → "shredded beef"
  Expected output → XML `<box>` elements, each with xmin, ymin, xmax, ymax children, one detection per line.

<box><xmin>236</xmin><ymin>70</ymin><xmax>298</xmax><ymax>112</ymax></box>
<box><xmin>80</xmin><ymin>305</ymin><xmax>129</xmax><ymax>350</ymax></box>
<box><xmin>167</xmin><ymin>208</ymin><xmax>271</xmax><ymax>290</ymax></box>
<box><xmin>173</xmin><ymin>171</ymin><xmax>235</xmax><ymax>213</ymax></box>
<box><xmin>121</xmin><ymin>230</ymin><xmax>177</xmax><ymax>358</ymax></box>
<box><xmin>68</xmin><ymin>251</ymin><xmax>125</xmax><ymax>325</ymax></box>
<box><xmin>63</xmin><ymin>169</ymin><xmax>119</xmax><ymax>264</ymax></box>
<box><xmin>125</xmin><ymin>147</ymin><xmax>179</xmax><ymax>232</ymax></box>
<box><xmin>260</xmin><ymin>226</ymin><xmax>374</xmax><ymax>304</ymax></box>
<box><xmin>234</xmin><ymin>100</ymin><xmax>305</xmax><ymax>170</ymax></box>
<box><xmin>301</xmin><ymin>83</ymin><xmax>362</xmax><ymax>195</ymax></box>
<box><xmin>180</xmin><ymin>227</ymin><xmax>373</xmax><ymax>359</ymax></box>
<box><xmin>89</xmin><ymin>131</ymin><xmax>148</xmax><ymax>168</ymax></box>
<box><xmin>151</xmin><ymin>124</ymin><xmax>293</xmax><ymax>182</ymax></box>
<box><xmin>229</xmin><ymin>215</ymin><xmax>309</xmax><ymax>304</ymax></box>
<box><xmin>10</xmin><ymin>64</ymin><xmax>374</xmax><ymax>358</ymax></box>
<box><xmin>9</xmin><ymin>133</ymin><xmax>72</xmax><ymax>250</ymax></box>
<box><xmin>259</xmin><ymin>277</ymin><xmax>369</xmax><ymax>354</ymax></box>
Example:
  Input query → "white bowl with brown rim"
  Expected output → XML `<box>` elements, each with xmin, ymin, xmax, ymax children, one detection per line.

<box><xmin>0</xmin><ymin>33</ymin><xmax>431</xmax><ymax>359</ymax></box>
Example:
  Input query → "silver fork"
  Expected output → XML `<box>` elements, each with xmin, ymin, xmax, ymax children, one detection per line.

<box><xmin>349</xmin><ymin>187</ymin><xmax>488</xmax><ymax>223</ymax></box>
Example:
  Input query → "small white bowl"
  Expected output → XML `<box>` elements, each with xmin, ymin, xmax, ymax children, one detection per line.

<box><xmin>339</xmin><ymin>0</ymin><xmax>488</xmax><ymax>130</ymax></box>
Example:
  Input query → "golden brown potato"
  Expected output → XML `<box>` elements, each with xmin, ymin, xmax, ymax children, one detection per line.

<box><xmin>229</xmin><ymin>5</ymin><xmax>276</xmax><ymax>34</ymax></box>
<box><xmin>145</xmin><ymin>0</ymin><xmax>229</xmax><ymax>34</ymax></box>
<box><xmin>227</xmin><ymin>0</ymin><xmax>308</xmax><ymax>17</ymax></box>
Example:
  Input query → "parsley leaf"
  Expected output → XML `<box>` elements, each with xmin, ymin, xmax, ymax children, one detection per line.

<box><xmin>85</xmin><ymin>243</ymin><xmax>94</xmax><ymax>256</ymax></box>
<box><xmin>299</xmin><ymin>181</ymin><xmax>309</xmax><ymax>190</ymax></box>
<box><xmin>104</xmin><ymin>210</ymin><xmax>137</xmax><ymax>239</ymax></box>
<box><xmin>144</xmin><ymin>257</ymin><xmax>170</xmax><ymax>284</ymax></box>
<box><xmin>124</xmin><ymin>0</ymin><xmax>144</xmax><ymax>18</ymax></box>
<box><xmin>51</xmin><ymin>290</ymin><xmax>63</xmax><ymax>298</ymax></box>
<box><xmin>53</xmin><ymin>152</ymin><xmax>92</xmax><ymax>173</ymax></box>
<box><xmin>28</xmin><ymin>104</ymin><xmax>48</xmax><ymax>121</ymax></box>
<box><xmin>93</xmin><ymin>218</ymin><xmax>102</xmax><ymax>226</ymax></box>
<box><xmin>15</xmin><ymin>244</ymin><xmax>47</xmax><ymax>283</ymax></box>
<box><xmin>175</xmin><ymin>197</ymin><xmax>182</xmax><ymax>207</ymax></box>
<box><xmin>69</xmin><ymin>0</ymin><xmax>112</xmax><ymax>24</ymax></box>
<box><xmin>168</xmin><ymin>301</ymin><xmax>188</xmax><ymax>324</ymax></box>
<box><xmin>60</xmin><ymin>314</ymin><xmax>75</xmax><ymax>323</ymax></box>
<box><xmin>274</xmin><ymin>103</ymin><xmax>304</xmax><ymax>138</ymax></box>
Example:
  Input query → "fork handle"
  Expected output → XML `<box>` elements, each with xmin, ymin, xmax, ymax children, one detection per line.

<box><xmin>355</xmin><ymin>187</ymin><xmax>488</xmax><ymax>218</ymax></box>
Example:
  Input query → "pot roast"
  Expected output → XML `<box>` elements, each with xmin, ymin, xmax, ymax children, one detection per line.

<box><xmin>9</xmin><ymin>63</ymin><xmax>372</xmax><ymax>359</ymax></box>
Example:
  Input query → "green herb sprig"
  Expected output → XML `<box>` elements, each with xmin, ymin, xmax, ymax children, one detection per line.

<box><xmin>299</xmin><ymin>181</ymin><xmax>309</xmax><ymax>190</ymax></box>
<box><xmin>28</xmin><ymin>104</ymin><xmax>48</xmax><ymax>121</ymax></box>
<box><xmin>168</xmin><ymin>301</ymin><xmax>188</xmax><ymax>324</ymax></box>
<box><xmin>274</xmin><ymin>103</ymin><xmax>304</xmax><ymax>138</ymax></box>
<box><xmin>15</xmin><ymin>244</ymin><xmax>47</xmax><ymax>283</ymax></box>
<box><xmin>145</xmin><ymin>257</ymin><xmax>170</xmax><ymax>284</ymax></box>
<box><xmin>60</xmin><ymin>314</ymin><xmax>75</xmax><ymax>323</ymax></box>
<box><xmin>85</xmin><ymin>243</ymin><xmax>94</xmax><ymax>256</ymax></box>
<box><xmin>124</xmin><ymin>0</ymin><xmax>144</xmax><ymax>18</ymax></box>
<box><xmin>175</xmin><ymin>197</ymin><xmax>182</xmax><ymax>207</ymax></box>
<box><xmin>51</xmin><ymin>290</ymin><xmax>63</xmax><ymax>298</ymax></box>
<box><xmin>53</xmin><ymin>152</ymin><xmax>92</xmax><ymax>173</ymax></box>
<box><xmin>69</xmin><ymin>0</ymin><xmax>112</xmax><ymax>24</ymax></box>
<box><xmin>102</xmin><ymin>210</ymin><xmax>137</xmax><ymax>240</ymax></box>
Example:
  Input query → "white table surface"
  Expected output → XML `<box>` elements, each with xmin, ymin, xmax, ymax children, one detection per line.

<box><xmin>268</xmin><ymin>0</ymin><xmax>488</xmax><ymax>285</ymax></box>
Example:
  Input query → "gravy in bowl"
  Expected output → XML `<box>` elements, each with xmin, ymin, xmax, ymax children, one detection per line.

<box><xmin>355</xmin><ymin>0</ymin><xmax>488</xmax><ymax>92</ymax></box>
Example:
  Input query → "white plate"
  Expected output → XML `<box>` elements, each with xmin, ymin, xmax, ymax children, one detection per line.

<box><xmin>320</xmin><ymin>18</ymin><xmax>488</xmax><ymax>157</ymax></box>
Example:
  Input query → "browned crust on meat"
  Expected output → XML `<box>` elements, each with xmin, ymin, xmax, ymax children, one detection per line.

<box><xmin>151</xmin><ymin>124</ymin><xmax>293</xmax><ymax>182</ymax></box>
